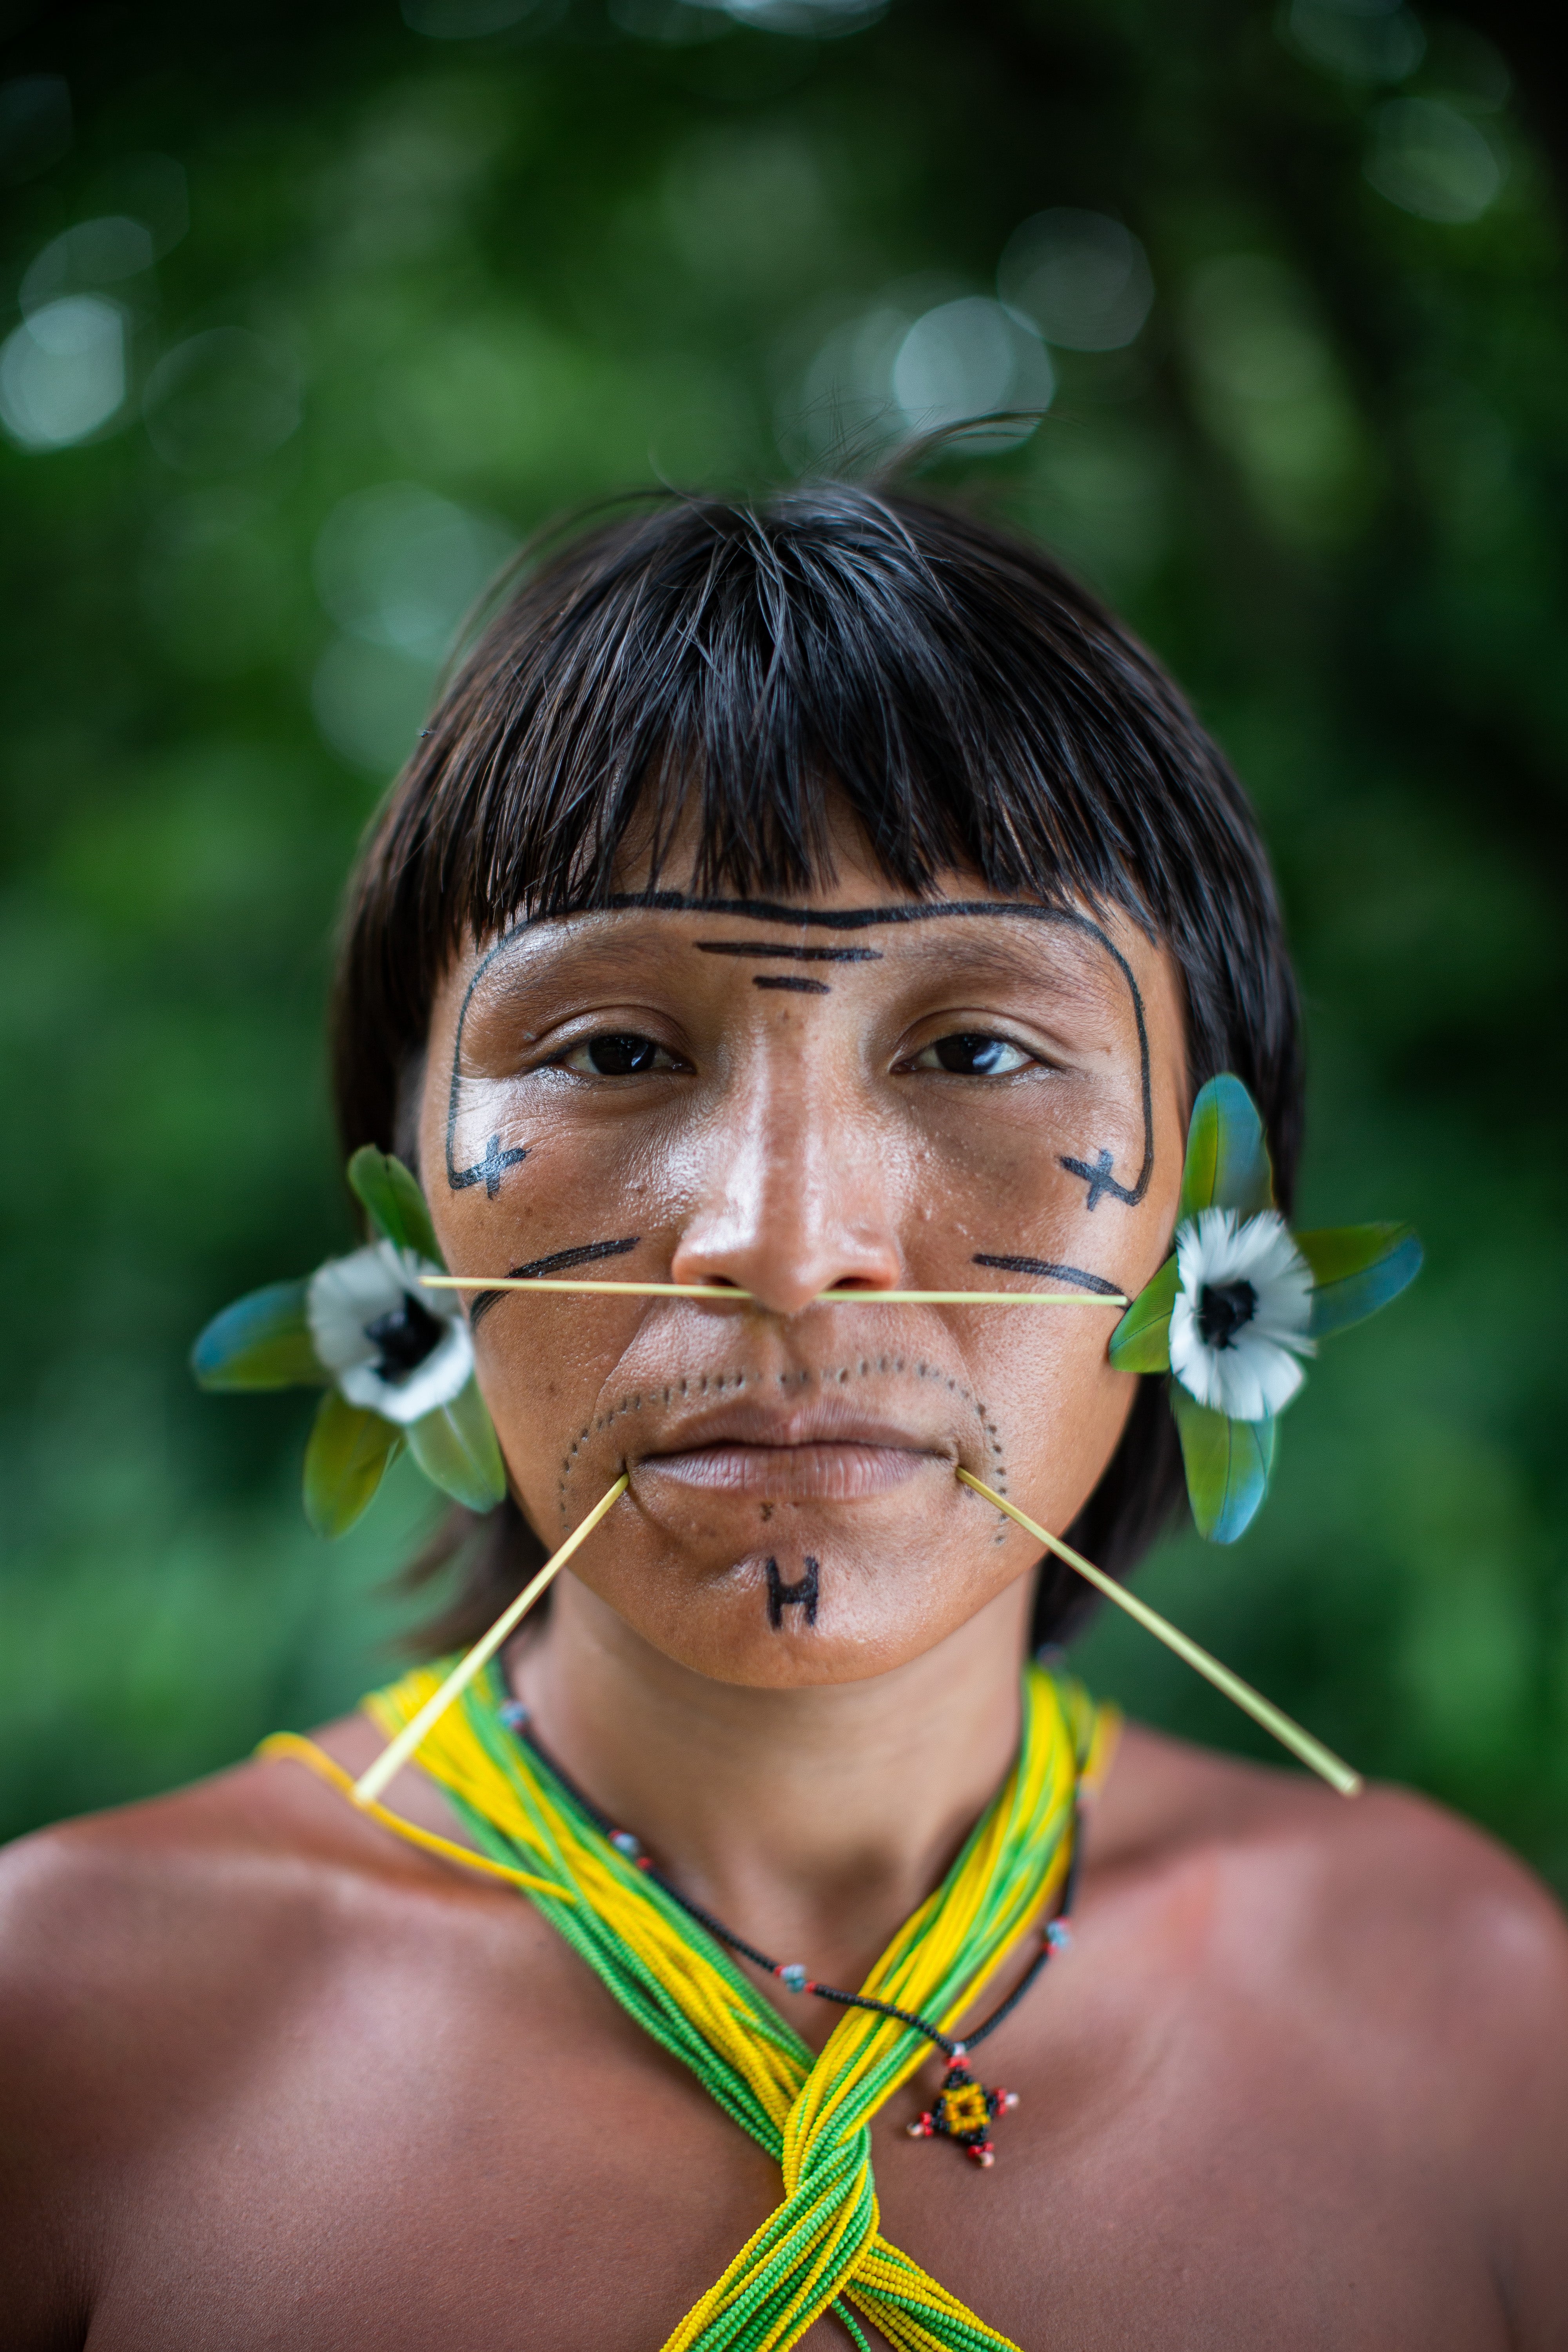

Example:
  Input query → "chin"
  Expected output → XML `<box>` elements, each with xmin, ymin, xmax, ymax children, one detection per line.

<box><xmin>562</xmin><ymin>1500</ymin><xmax>1030</xmax><ymax>1689</ymax></box>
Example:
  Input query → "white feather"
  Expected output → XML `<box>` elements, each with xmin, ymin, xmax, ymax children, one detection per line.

<box><xmin>1168</xmin><ymin>1207</ymin><xmax>1313</xmax><ymax>1422</ymax></box>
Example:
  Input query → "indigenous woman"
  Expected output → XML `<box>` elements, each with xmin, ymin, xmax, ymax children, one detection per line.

<box><xmin>2</xmin><ymin>489</ymin><xmax>1565</xmax><ymax>2348</ymax></box>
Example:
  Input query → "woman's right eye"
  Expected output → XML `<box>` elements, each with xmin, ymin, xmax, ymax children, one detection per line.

<box><xmin>559</xmin><ymin>1033</ymin><xmax>681</xmax><ymax>1076</ymax></box>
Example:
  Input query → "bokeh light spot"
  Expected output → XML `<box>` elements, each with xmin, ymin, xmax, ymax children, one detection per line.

<box><xmin>142</xmin><ymin>330</ymin><xmax>302</xmax><ymax>472</ymax></box>
<box><xmin>313</xmin><ymin>482</ymin><xmax>515</xmax><ymax>660</ymax></box>
<box><xmin>891</xmin><ymin>296</ymin><xmax>1051</xmax><ymax>444</ymax></box>
<box><xmin>1283</xmin><ymin>0</ymin><xmax>1425</xmax><ymax>85</ymax></box>
<box><xmin>1184</xmin><ymin>254</ymin><xmax>1369</xmax><ymax>542</ymax></box>
<box><xmin>311</xmin><ymin>637</ymin><xmax>438</xmax><ymax>777</ymax></box>
<box><xmin>686</xmin><ymin>0</ymin><xmax>884</xmax><ymax>32</ymax></box>
<box><xmin>1365</xmin><ymin>96</ymin><xmax>1505</xmax><ymax>223</ymax></box>
<box><xmin>997</xmin><ymin>209</ymin><xmax>1154</xmax><ymax>352</ymax></box>
<box><xmin>0</xmin><ymin>297</ymin><xmax>126</xmax><ymax>451</ymax></box>
<box><xmin>21</xmin><ymin>217</ymin><xmax>156</xmax><ymax>315</ymax></box>
<box><xmin>785</xmin><ymin>299</ymin><xmax>915</xmax><ymax>464</ymax></box>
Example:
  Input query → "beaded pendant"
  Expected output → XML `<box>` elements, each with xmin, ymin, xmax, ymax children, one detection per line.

<box><xmin>906</xmin><ymin>2058</ymin><xmax>1018</xmax><ymax>2168</ymax></box>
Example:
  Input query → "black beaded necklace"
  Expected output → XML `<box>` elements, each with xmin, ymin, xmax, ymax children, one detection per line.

<box><xmin>495</xmin><ymin>1687</ymin><xmax>1083</xmax><ymax>2168</ymax></box>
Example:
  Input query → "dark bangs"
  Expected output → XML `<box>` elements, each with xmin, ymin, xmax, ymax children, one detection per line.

<box><xmin>332</xmin><ymin>483</ymin><xmax>1302</xmax><ymax>1637</ymax></box>
<box><xmin>336</xmin><ymin>487</ymin><xmax>1298</xmax><ymax>1188</ymax></box>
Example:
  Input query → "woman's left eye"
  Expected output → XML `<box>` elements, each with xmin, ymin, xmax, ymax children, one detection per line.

<box><xmin>906</xmin><ymin>1033</ymin><xmax>1035</xmax><ymax>1075</ymax></box>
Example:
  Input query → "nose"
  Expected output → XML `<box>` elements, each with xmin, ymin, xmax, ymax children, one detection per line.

<box><xmin>668</xmin><ymin>1069</ymin><xmax>904</xmax><ymax>1317</ymax></box>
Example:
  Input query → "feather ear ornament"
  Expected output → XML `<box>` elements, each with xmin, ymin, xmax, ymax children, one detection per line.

<box><xmin>1109</xmin><ymin>1076</ymin><xmax>1422</xmax><ymax>1543</ymax></box>
<box><xmin>191</xmin><ymin>1149</ymin><xmax>506</xmax><ymax>1536</ymax></box>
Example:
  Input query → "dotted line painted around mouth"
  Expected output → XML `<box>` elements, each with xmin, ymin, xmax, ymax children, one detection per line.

<box><xmin>554</xmin><ymin>1358</ymin><xmax>1003</xmax><ymax>1524</ymax></box>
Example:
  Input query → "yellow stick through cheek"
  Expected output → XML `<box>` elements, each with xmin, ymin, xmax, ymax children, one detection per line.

<box><xmin>956</xmin><ymin>1468</ymin><xmax>1362</xmax><ymax>1798</ymax></box>
<box><xmin>352</xmin><ymin>1474</ymin><xmax>630</xmax><ymax>1808</ymax></box>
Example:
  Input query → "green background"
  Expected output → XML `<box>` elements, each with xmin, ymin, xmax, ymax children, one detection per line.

<box><xmin>3</xmin><ymin>0</ymin><xmax>1564</xmax><ymax>1887</ymax></box>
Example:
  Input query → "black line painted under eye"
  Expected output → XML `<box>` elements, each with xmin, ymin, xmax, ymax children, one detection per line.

<box><xmin>469</xmin><ymin>1236</ymin><xmax>641</xmax><ymax>1331</ymax></box>
<box><xmin>972</xmin><ymin>1253</ymin><xmax>1123</xmax><ymax>1299</ymax></box>
<box><xmin>753</xmin><ymin>975</ymin><xmax>831</xmax><ymax>995</ymax></box>
<box><xmin>446</xmin><ymin>895</ymin><xmax>1153</xmax><ymax>1210</ymax></box>
<box><xmin>696</xmin><ymin>942</ymin><xmax>881</xmax><ymax>963</ymax></box>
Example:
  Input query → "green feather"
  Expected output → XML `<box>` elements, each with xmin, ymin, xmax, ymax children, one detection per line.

<box><xmin>303</xmin><ymin>1390</ymin><xmax>402</xmax><ymax>1536</ymax></box>
<box><xmin>347</xmin><ymin>1146</ymin><xmax>443</xmax><ymax>1267</ymax></box>
<box><xmin>1297</xmin><ymin>1223</ymin><xmax>1423</xmax><ymax>1338</ymax></box>
<box><xmin>1171</xmin><ymin>1385</ymin><xmax>1276</xmax><ymax>1543</ymax></box>
<box><xmin>191</xmin><ymin>1279</ymin><xmax>323</xmax><ymax>1390</ymax></box>
<box><xmin>1178</xmin><ymin>1074</ymin><xmax>1274</xmax><ymax>1223</ymax></box>
<box><xmin>405</xmin><ymin>1377</ymin><xmax>507</xmax><ymax>1512</ymax></box>
<box><xmin>1109</xmin><ymin>1255</ymin><xmax>1178</xmax><ymax>1373</ymax></box>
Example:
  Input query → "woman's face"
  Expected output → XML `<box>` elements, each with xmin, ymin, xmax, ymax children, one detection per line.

<box><xmin>420</xmin><ymin>817</ymin><xmax>1187</xmax><ymax>1686</ymax></box>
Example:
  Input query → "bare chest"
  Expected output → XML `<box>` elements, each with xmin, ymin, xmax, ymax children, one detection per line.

<box><xmin>79</xmin><ymin>1912</ymin><xmax>1503</xmax><ymax>2352</ymax></box>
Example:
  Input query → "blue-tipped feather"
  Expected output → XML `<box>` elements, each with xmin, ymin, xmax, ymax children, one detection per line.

<box><xmin>1171</xmin><ymin>1385</ymin><xmax>1276</xmax><ymax>1543</ymax></box>
<box><xmin>1297</xmin><ymin>1224</ymin><xmax>1423</xmax><ymax>1338</ymax></box>
<box><xmin>191</xmin><ymin>1279</ymin><xmax>322</xmax><ymax>1390</ymax></box>
<box><xmin>1178</xmin><ymin>1074</ymin><xmax>1274</xmax><ymax>1223</ymax></box>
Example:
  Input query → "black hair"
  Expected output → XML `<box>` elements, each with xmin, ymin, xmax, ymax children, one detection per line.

<box><xmin>331</xmin><ymin>483</ymin><xmax>1301</xmax><ymax>1651</ymax></box>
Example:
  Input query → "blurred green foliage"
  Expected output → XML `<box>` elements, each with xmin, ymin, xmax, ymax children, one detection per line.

<box><xmin>2</xmin><ymin>0</ymin><xmax>1564</xmax><ymax>1885</ymax></box>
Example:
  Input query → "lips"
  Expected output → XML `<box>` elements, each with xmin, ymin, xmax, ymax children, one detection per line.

<box><xmin>634</xmin><ymin>1397</ymin><xmax>953</xmax><ymax>1502</ymax></box>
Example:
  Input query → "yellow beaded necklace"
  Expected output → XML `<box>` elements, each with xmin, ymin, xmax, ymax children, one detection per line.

<box><xmin>269</xmin><ymin>1657</ymin><xmax>1113</xmax><ymax>2352</ymax></box>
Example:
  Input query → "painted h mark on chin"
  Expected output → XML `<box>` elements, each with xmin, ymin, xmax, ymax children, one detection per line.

<box><xmin>766</xmin><ymin>1556</ymin><xmax>819</xmax><ymax>1628</ymax></box>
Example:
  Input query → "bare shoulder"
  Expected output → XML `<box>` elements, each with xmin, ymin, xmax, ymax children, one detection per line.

<box><xmin>0</xmin><ymin>1717</ymin><xmax>529</xmax><ymax>2172</ymax></box>
<box><xmin>4</xmin><ymin>1731</ymin><xmax>379</xmax><ymax>1963</ymax></box>
<box><xmin>0</xmin><ymin>1724</ymin><xmax>583</xmax><ymax>2349</ymax></box>
<box><xmin>1095</xmin><ymin>1718</ymin><xmax>1568</xmax><ymax>2031</ymax></box>
<box><xmin>1094</xmin><ymin>1720</ymin><xmax>1568</xmax><ymax>2338</ymax></box>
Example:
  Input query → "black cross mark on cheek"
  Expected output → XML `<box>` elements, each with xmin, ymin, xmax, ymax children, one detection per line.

<box><xmin>449</xmin><ymin>1132</ymin><xmax>528</xmax><ymax>1198</ymax></box>
<box><xmin>766</xmin><ymin>1557</ymin><xmax>819</xmax><ymax>1629</ymax></box>
<box><xmin>1057</xmin><ymin>1146</ymin><xmax>1150</xmax><ymax>1213</ymax></box>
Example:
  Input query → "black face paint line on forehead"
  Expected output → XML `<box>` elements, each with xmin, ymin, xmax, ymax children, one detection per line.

<box><xmin>695</xmin><ymin>942</ymin><xmax>882</xmax><ymax>963</ymax></box>
<box><xmin>468</xmin><ymin>1236</ymin><xmax>641</xmax><ymax>1331</ymax></box>
<box><xmin>753</xmin><ymin>975</ymin><xmax>832</xmax><ymax>995</ymax></box>
<box><xmin>445</xmin><ymin>894</ymin><xmax>1154</xmax><ymax>1210</ymax></box>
